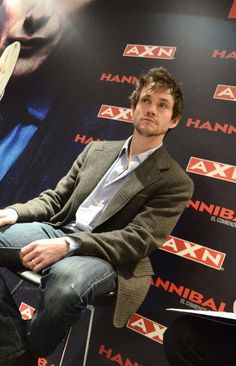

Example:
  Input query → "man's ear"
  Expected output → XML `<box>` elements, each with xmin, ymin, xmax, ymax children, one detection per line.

<box><xmin>169</xmin><ymin>115</ymin><xmax>181</xmax><ymax>130</ymax></box>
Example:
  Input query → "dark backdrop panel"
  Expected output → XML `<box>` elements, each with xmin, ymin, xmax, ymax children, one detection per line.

<box><xmin>0</xmin><ymin>0</ymin><xmax>235</xmax><ymax>365</ymax></box>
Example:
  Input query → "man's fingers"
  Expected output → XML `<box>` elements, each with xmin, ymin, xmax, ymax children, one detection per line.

<box><xmin>29</xmin><ymin>258</ymin><xmax>43</xmax><ymax>273</ymax></box>
<box><xmin>0</xmin><ymin>219</ymin><xmax>6</xmax><ymax>226</ymax></box>
<box><xmin>20</xmin><ymin>243</ymin><xmax>36</xmax><ymax>256</ymax></box>
<box><xmin>24</xmin><ymin>256</ymin><xmax>50</xmax><ymax>273</ymax></box>
<box><xmin>0</xmin><ymin>209</ymin><xmax>18</xmax><ymax>226</ymax></box>
<box><xmin>0</xmin><ymin>218</ymin><xmax>12</xmax><ymax>226</ymax></box>
<box><xmin>22</xmin><ymin>257</ymin><xmax>42</xmax><ymax>273</ymax></box>
<box><xmin>21</xmin><ymin>239</ymin><xmax>69</xmax><ymax>272</ymax></box>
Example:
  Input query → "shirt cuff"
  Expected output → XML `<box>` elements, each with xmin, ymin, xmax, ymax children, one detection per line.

<box><xmin>63</xmin><ymin>236</ymin><xmax>80</xmax><ymax>255</ymax></box>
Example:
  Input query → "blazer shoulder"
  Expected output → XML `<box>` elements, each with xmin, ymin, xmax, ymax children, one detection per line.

<box><xmin>87</xmin><ymin>140</ymin><xmax>126</xmax><ymax>151</ymax></box>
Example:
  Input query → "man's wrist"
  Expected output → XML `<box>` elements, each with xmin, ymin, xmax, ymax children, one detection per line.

<box><xmin>63</xmin><ymin>237</ymin><xmax>79</xmax><ymax>255</ymax></box>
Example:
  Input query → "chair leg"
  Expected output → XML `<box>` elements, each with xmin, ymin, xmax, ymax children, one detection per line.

<box><xmin>10</xmin><ymin>278</ymin><xmax>24</xmax><ymax>295</ymax></box>
<box><xmin>58</xmin><ymin>327</ymin><xmax>73</xmax><ymax>366</ymax></box>
<box><xmin>57</xmin><ymin>305</ymin><xmax>95</xmax><ymax>366</ymax></box>
<box><xmin>82</xmin><ymin>305</ymin><xmax>95</xmax><ymax>366</ymax></box>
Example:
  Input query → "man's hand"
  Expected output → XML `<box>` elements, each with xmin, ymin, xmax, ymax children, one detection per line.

<box><xmin>20</xmin><ymin>238</ymin><xmax>70</xmax><ymax>272</ymax></box>
<box><xmin>0</xmin><ymin>208</ymin><xmax>18</xmax><ymax>226</ymax></box>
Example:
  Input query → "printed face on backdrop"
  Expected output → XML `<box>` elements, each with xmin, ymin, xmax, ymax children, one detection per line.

<box><xmin>132</xmin><ymin>85</ymin><xmax>180</xmax><ymax>142</ymax></box>
<box><xmin>0</xmin><ymin>0</ymin><xmax>90</xmax><ymax>78</ymax></box>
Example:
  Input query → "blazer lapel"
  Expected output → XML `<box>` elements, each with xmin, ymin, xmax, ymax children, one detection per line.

<box><xmin>74</xmin><ymin>140</ymin><xmax>125</xmax><ymax>204</ymax></box>
<box><xmin>94</xmin><ymin>145</ymin><xmax>170</xmax><ymax>227</ymax></box>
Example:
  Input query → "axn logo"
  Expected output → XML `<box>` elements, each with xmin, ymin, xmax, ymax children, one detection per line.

<box><xmin>123</xmin><ymin>44</ymin><xmax>176</xmax><ymax>59</ymax></box>
<box><xmin>98</xmin><ymin>105</ymin><xmax>132</xmax><ymax>123</ymax></box>
<box><xmin>19</xmin><ymin>302</ymin><xmax>35</xmax><ymax>320</ymax></box>
<box><xmin>127</xmin><ymin>313</ymin><xmax>166</xmax><ymax>344</ymax></box>
<box><xmin>98</xmin><ymin>345</ymin><xmax>141</xmax><ymax>366</ymax></box>
<box><xmin>228</xmin><ymin>0</ymin><xmax>236</xmax><ymax>18</ymax></box>
<box><xmin>214</xmin><ymin>85</ymin><xmax>236</xmax><ymax>101</ymax></box>
<box><xmin>186</xmin><ymin>157</ymin><xmax>236</xmax><ymax>183</ymax></box>
<box><xmin>160</xmin><ymin>235</ymin><xmax>226</xmax><ymax>270</ymax></box>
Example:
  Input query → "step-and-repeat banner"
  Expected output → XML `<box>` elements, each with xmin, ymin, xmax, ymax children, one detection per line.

<box><xmin>0</xmin><ymin>0</ymin><xmax>235</xmax><ymax>365</ymax></box>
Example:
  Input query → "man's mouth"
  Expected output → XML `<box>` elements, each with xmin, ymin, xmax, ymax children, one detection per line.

<box><xmin>7</xmin><ymin>37</ymin><xmax>49</xmax><ymax>57</ymax></box>
<box><xmin>142</xmin><ymin>117</ymin><xmax>156</xmax><ymax>124</ymax></box>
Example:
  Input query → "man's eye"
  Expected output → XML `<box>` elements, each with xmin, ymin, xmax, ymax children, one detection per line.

<box><xmin>159</xmin><ymin>103</ymin><xmax>167</xmax><ymax>109</ymax></box>
<box><xmin>142</xmin><ymin>96</ymin><xmax>151</xmax><ymax>102</ymax></box>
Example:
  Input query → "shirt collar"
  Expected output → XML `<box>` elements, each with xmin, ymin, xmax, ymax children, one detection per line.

<box><xmin>118</xmin><ymin>136</ymin><xmax>132</xmax><ymax>158</ymax></box>
<box><xmin>119</xmin><ymin>136</ymin><xmax>163</xmax><ymax>163</ymax></box>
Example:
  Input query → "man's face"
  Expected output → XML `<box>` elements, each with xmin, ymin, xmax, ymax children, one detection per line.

<box><xmin>132</xmin><ymin>85</ymin><xmax>180</xmax><ymax>141</ymax></box>
<box><xmin>0</xmin><ymin>0</ymin><xmax>66</xmax><ymax>77</ymax></box>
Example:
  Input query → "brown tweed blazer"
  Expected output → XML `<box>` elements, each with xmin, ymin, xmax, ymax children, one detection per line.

<box><xmin>12</xmin><ymin>140</ymin><xmax>194</xmax><ymax>327</ymax></box>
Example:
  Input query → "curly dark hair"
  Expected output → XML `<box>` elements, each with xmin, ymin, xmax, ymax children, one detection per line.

<box><xmin>129</xmin><ymin>67</ymin><xmax>184</xmax><ymax>119</ymax></box>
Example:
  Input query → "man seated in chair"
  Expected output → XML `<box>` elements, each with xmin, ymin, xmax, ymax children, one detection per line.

<box><xmin>0</xmin><ymin>66</ymin><xmax>193</xmax><ymax>366</ymax></box>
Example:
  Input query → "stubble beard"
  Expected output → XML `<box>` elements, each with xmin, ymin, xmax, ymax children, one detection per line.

<box><xmin>133</xmin><ymin>119</ymin><xmax>163</xmax><ymax>138</ymax></box>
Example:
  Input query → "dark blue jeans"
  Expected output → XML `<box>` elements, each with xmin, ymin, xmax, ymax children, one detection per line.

<box><xmin>0</xmin><ymin>222</ymin><xmax>117</xmax><ymax>361</ymax></box>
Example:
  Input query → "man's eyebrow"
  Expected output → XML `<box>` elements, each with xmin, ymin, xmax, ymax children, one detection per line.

<box><xmin>141</xmin><ymin>94</ymin><xmax>151</xmax><ymax>97</ymax></box>
<box><xmin>141</xmin><ymin>94</ymin><xmax>172</xmax><ymax>104</ymax></box>
<box><xmin>159</xmin><ymin>97</ymin><xmax>171</xmax><ymax>104</ymax></box>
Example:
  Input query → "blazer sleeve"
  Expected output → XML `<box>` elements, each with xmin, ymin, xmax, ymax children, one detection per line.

<box><xmin>10</xmin><ymin>143</ymin><xmax>93</xmax><ymax>222</ymax></box>
<box><xmin>69</xmin><ymin>169</ymin><xmax>194</xmax><ymax>265</ymax></box>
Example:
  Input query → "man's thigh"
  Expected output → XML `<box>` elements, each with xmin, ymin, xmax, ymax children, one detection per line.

<box><xmin>41</xmin><ymin>255</ymin><xmax>117</xmax><ymax>306</ymax></box>
<box><xmin>0</xmin><ymin>222</ymin><xmax>65</xmax><ymax>248</ymax></box>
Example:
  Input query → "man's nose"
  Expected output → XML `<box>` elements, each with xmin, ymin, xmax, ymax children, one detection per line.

<box><xmin>23</xmin><ymin>0</ymin><xmax>55</xmax><ymax>33</ymax></box>
<box><xmin>146</xmin><ymin>103</ymin><xmax>157</xmax><ymax>115</ymax></box>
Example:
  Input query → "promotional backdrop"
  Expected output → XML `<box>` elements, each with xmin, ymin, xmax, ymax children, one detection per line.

<box><xmin>0</xmin><ymin>0</ymin><xmax>235</xmax><ymax>365</ymax></box>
